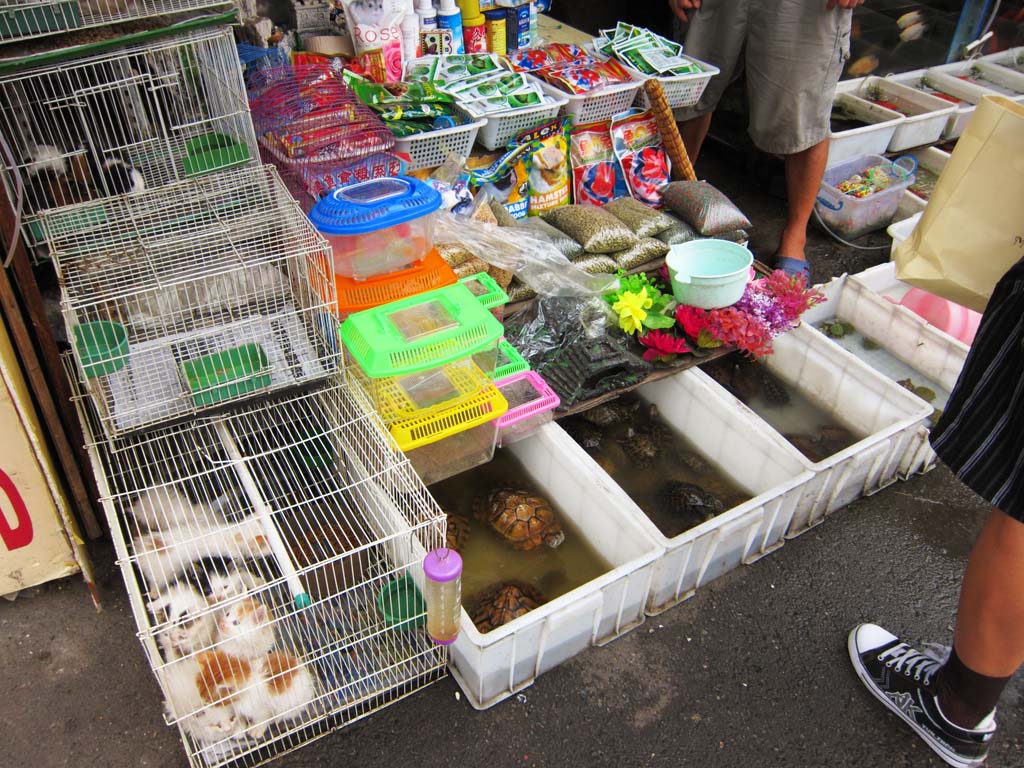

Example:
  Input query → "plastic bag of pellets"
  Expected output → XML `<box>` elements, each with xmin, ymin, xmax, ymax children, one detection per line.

<box><xmin>542</xmin><ymin>204</ymin><xmax>638</xmax><ymax>254</ymax></box>
<box><xmin>660</xmin><ymin>181</ymin><xmax>751</xmax><ymax>236</ymax></box>
<box><xmin>604</xmin><ymin>196</ymin><xmax>676</xmax><ymax>238</ymax></box>
<box><xmin>611</xmin><ymin>238</ymin><xmax>669</xmax><ymax>270</ymax></box>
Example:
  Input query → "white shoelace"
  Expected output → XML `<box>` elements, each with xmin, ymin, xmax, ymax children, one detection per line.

<box><xmin>878</xmin><ymin>643</ymin><xmax>941</xmax><ymax>686</ymax></box>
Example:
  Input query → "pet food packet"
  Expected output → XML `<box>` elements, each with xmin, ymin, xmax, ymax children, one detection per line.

<box><xmin>517</xmin><ymin>217</ymin><xmax>584</xmax><ymax>259</ymax></box>
<box><xmin>405</xmin><ymin>54</ymin><xmax>502</xmax><ymax>82</ymax></box>
<box><xmin>542</xmin><ymin>204</ymin><xmax>638</xmax><ymax>254</ymax></box>
<box><xmin>507</xmin><ymin>48</ymin><xmax>557</xmax><ymax>72</ymax></box>
<box><xmin>342</xmin><ymin>0</ymin><xmax>405</xmax><ymax>82</ymax></box>
<box><xmin>346</xmin><ymin>74</ymin><xmax>454</xmax><ymax>105</ymax></box>
<box><xmin>604</xmin><ymin>196</ymin><xmax>676</xmax><ymax>237</ymax></box>
<box><xmin>518</xmin><ymin>116</ymin><xmax>572</xmax><ymax>217</ymax></box>
<box><xmin>660</xmin><ymin>181</ymin><xmax>752</xmax><ymax>236</ymax></box>
<box><xmin>570</xmin><ymin>120</ymin><xmax>628</xmax><ymax>207</ymax></box>
<box><xmin>467</xmin><ymin>145</ymin><xmax>532</xmax><ymax>219</ymax></box>
<box><xmin>610</xmin><ymin>237</ymin><xmax>669</xmax><ymax>270</ymax></box>
<box><xmin>611</xmin><ymin>109</ymin><xmax>671</xmax><ymax>208</ymax></box>
<box><xmin>713</xmin><ymin>228</ymin><xmax>749</xmax><ymax>244</ymax></box>
<box><xmin>570</xmin><ymin>252</ymin><xmax>619</xmax><ymax>275</ymax></box>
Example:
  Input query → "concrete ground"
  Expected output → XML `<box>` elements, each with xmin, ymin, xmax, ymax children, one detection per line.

<box><xmin>3</xmin><ymin>144</ymin><xmax>1021</xmax><ymax>768</ymax></box>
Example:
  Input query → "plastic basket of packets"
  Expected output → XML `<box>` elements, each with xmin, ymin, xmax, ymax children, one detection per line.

<box><xmin>403</xmin><ymin>54</ymin><xmax>567</xmax><ymax>151</ymax></box>
<box><xmin>593</xmin><ymin>23</ymin><xmax>719</xmax><ymax>110</ymax></box>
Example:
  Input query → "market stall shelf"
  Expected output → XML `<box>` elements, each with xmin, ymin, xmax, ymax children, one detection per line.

<box><xmin>561</xmin><ymin>370</ymin><xmax>814</xmax><ymax>615</ymax></box>
<box><xmin>45</xmin><ymin>164</ymin><xmax>338</xmax><ymax>439</ymax></box>
<box><xmin>68</xmin><ymin>363</ymin><xmax>449</xmax><ymax>768</ymax></box>
<box><xmin>0</xmin><ymin>23</ymin><xmax>258</xmax><ymax>257</ymax></box>
<box><xmin>693</xmin><ymin>323</ymin><xmax>933</xmax><ymax>538</ymax></box>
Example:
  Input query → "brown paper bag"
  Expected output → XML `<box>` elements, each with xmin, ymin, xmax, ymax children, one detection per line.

<box><xmin>893</xmin><ymin>95</ymin><xmax>1024</xmax><ymax>313</ymax></box>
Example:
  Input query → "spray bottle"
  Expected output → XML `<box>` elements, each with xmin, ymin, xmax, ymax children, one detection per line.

<box><xmin>437</xmin><ymin>0</ymin><xmax>465</xmax><ymax>54</ymax></box>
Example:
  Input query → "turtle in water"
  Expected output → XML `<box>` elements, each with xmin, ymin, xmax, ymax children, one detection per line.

<box><xmin>579</xmin><ymin>398</ymin><xmax>641</xmax><ymax>428</ymax></box>
<box><xmin>444</xmin><ymin>513</ymin><xmax>471</xmax><ymax>553</ymax></box>
<box><xmin>562</xmin><ymin>417</ymin><xmax>604</xmax><ymax>452</ymax></box>
<box><xmin>617</xmin><ymin>404</ymin><xmax>669</xmax><ymax>467</ymax></box>
<box><xmin>470</xmin><ymin>581</ymin><xmax>546</xmax><ymax>633</ymax></box>
<box><xmin>472</xmin><ymin>487</ymin><xmax>565</xmax><ymax>551</ymax></box>
<box><xmin>679</xmin><ymin>450</ymin><xmax>711</xmax><ymax>475</ymax></box>
<box><xmin>757</xmin><ymin>369</ymin><xmax>791</xmax><ymax>407</ymax></box>
<box><xmin>657</xmin><ymin>481</ymin><xmax>725</xmax><ymax>522</ymax></box>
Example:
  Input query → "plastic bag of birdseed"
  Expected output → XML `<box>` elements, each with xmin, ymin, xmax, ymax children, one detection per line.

<box><xmin>604</xmin><ymin>196</ymin><xmax>676</xmax><ymax>237</ymax></box>
<box><xmin>611</xmin><ymin>237</ymin><xmax>669</xmax><ymax>270</ymax></box>
<box><xmin>542</xmin><ymin>204</ymin><xmax>638</xmax><ymax>254</ymax></box>
<box><xmin>660</xmin><ymin>181</ymin><xmax>752</xmax><ymax>236</ymax></box>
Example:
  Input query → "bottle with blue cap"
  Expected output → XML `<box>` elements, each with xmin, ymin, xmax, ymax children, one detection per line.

<box><xmin>307</xmin><ymin>176</ymin><xmax>443</xmax><ymax>281</ymax></box>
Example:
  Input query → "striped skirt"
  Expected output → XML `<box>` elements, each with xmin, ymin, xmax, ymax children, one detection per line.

<box><xmin>930</xmin><ymin>257</ymin><xmax>1024</xmax><ymax>522</ymax></box>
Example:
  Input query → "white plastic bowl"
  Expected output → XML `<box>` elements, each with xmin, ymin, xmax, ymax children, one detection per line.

<box><xmin>665</xmin><ymin>240</ymin><xmax>753</xmax><ymax>309</ymax></box>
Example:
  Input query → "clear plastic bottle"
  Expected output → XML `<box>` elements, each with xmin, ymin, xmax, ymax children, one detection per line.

<box><xmin>528</xmin><ymin>2</ymin><xmax>538</xmax><ymax>46</ymax></box>
<box><xmin>423</xmin><ymin>548</ymin><xmax>462</xmax><ymax>645</ymax></box>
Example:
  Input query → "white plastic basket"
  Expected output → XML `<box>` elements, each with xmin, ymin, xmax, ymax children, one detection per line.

<box><xmin>448</xmin><ymin>422</ymin><xmax>662</xmax><ymax>710</ymax></box>
<box><xmin>839</xmin><ymin>77</ymin><xmax>956</xmax><ymax>152</ymax></box>
<box><xmin>827</xmin><ymin>92</ymin><xmax>904</xmax><ymax>167</ymax></box>
<box><xmin>475</xmin><ymin>92</ymin><xmax>569</xmax><ymax>151</ymax></box>
<box><xmin>392</xmin><ymin>110</ymin><xmax>487</xmax><ymax>171</ymax></box>
<box><xmin>890</xmin><ymin>69</ymin><xmax>986</xmax><ymax>139</ymax></box>
<box><xmin>561</xmin><ymin>370</ymin><xmax>814</xmax><ymax>616</ymax></box>
<box><xmin>536</xmin><ymin>77</ymin><xmax>643</xmax><ymax>125</ymax></box>
<box><xmin>627</xmin><ymin>56</ymin><xmax>720</xmax><ymax>110</ymax></box>
<box><xmin>694</xmin><ymin>323</ymin><xmax>934</xmax><ymax>538</ymax></box>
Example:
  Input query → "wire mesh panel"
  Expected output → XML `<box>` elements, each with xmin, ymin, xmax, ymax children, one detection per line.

<box><xmin>68</xmin><ymin>362</ymin><xmax>448</xmax><ymax>768</ymax></box>
<box><xmin>45</xmin><ymin>164</ymin><xmax>338</xmax><ymax>439</ymax></box>
<box><xmin>0</xmin><ymin>25</ymin><xmax>258</xmax><ymax>252</ymax></box>
<box><xmin>0</xmin><ymin>0</ymin><xmax>233</xmax><ymax>45</ymax></box>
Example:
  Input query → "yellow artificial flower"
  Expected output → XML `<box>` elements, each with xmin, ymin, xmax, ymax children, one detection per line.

<box><xmin>611</xmin><ymin>287</ymin><xmax>653</xmax><ymax>335</ymax></box>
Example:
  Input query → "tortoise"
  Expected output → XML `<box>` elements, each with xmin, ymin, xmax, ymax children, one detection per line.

<box><xmin>472</xmin><ymin>487</ymin><xmax>565</xmax><ymax>551</ymax></box>
<box><xmin>470</xmin><ymin>581</ymin><xmax>546</xmax><ymax>633</ymax></box>
<box><xmin>444</xmin><ymin>513</ymin><xmax>471</xmax><ymax>553</ymax></box>
<box><xmin>579</xmin><ymin>398</ymin><xmax>641</xmax><ymax>428</ymax></box>
<box><xmin>678</xmin><ymin>450</ymin><xmax>711</xmax><ymax>475</ymax></box>
<box><xmin>657</xmin><ymin>481</ymin><xmax>724</xmax><ymax>522</ymax></box>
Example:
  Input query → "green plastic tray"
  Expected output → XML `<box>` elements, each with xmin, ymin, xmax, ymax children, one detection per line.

<box><xmin>181</xmin><ymin>343</ymin><xmax>271</xmax><ymax>407</ymax></box>
<box><xmin>182</xmin><ymin>132</ymin><xmax>252</xmax><ymax>177</ymax></box>
<box><xmin>339</xmin><ymin>282</ymin><xmax>504</xmax><ymax>378</ymax></box>
<box><xmin>491</xmin><ymin>339</ymin><xmax>529</xmax><ymax>380</ymax></box>
<box><xmin>0</xmin><ymin>1</ymin><xmax>81</xmax><ymax>40</ymax></box>
<box><xmin>458</xmin><ymin>272</ymin><xmax>508</xmax><ymax>310</ymax></box>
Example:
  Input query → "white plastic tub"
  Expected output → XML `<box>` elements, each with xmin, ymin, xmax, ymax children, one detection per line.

<box><xmin>887</xmin><ymin>210</ymin><xmax>923</xmax><ymax>256</ymax></box>
<box><xmin>896</xmin><ymin>146</ymin><xmax>949</xmax><ymax>216</ymax></box>
<box><xmin>804</xmin><ymin>270</ymin><xmax>968</xmax><ymax>477</ymax></box>
<box><xmin>561</xmin><ymin>370</ymin><xmax>814</xmax><ymax>615</ymax></box>
<box><xmin>980</xmin><ymin>46</ymin><xmax>1024</xmax><ymax>74</ymax></box>
<box><xmin>840</xmin><ymin>77</ymin><xmax>956</xmax><ymax>151</ymax></box>
<box><xmin>816</xmin><ymin>154</ymin><xmax>915</xmax><ymax>239</ymax></box>
<box><xmin>890</xmin><ymin>70</ymin><xmax>987</xmax><ymax>139</ymax></box>
<box><xmin>928</xmin><ymin>60</ymin><xmax>1024</xmax><ymax>104</ymax></box>
<box><xmin>694</xmin><ymin>323</ymin><xmax>934</xmax><ymax>537</ymax></box>
<box><xmin>827</xmin><ymin>92</ymin><xmax>904</xmax><ymax>167</ymax></box>
<box><xmin>448</xmin><ymin>422</ymin><xmax>662</xmax><ymax>710</ymax></box>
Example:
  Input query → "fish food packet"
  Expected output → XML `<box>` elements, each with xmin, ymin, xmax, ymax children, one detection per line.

<box><xmin>570</xmin><ymin>120</ymin><xmax>628</xmax><ymax>207</ymax></box>
<box><xmin>611</xmin><ymin>109</ymin><xmax>671</xmax><ymax>207</ymax></box>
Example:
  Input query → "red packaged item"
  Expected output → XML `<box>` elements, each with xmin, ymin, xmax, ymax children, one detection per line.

<box><xmin>542</xmin><ymin>58</ymin><xmax>634</xmax><ymax>94</ymax></box>
<box><xmin>611</xmin><ymin>110</ymin><xmax>671</xmax><ymax>207</ymax></box>
<box><xmin>570</xmin><ymin>121</ymin><xmax>627</xmax><ymax>206</ymax></box>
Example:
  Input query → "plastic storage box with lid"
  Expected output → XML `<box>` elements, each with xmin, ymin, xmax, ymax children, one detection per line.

<box><xmin>560</xmin><ymin>369</ymin><xmax>813</xmax><ymax>615</ymax></box>
<box><xmin>308</xmin><ymin>175</ymin><xmax>442</xmax><ymax>280</ymax></box>
<box><xmin>338</xmin><ymin>281</ymin><xmax>506</xmax><ymax>408</ymax></box>
<box><xmin>334</xmin><ymin>248</ymin><xmax>457</xmax><ymax>318</ymax></box>
<box><xmin>837</xmin><ymin>76</ymin><xmax>955</xmax><ymax>152</ymax></box>
<box><xmin>491</xmin><ymin>338</ymin><xmax>529</xmax><ymax>380</ymax></box>
<box><xmin>827</xmin><ymin>92</ymin><xmax>904</xmax><ymax>166</ymax></box>
<box><xmin>815</xmin><ymin>154</ymin><xmax>916</xmax><ymax>239</ymax></box>
<box><xmin>494</xmin><ymin>370</ymin><xmax>559</xmax><ymax>446</ymax></box>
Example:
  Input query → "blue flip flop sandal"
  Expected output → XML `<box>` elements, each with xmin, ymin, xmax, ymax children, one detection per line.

<box><xmin>775</xmin><ymin>256</ymin><xmax>812</xmax><ymax>280</ymax></box>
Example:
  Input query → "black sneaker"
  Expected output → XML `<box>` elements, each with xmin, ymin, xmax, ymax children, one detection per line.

<box><xmin>848</xmin><ymin>624</ymin><xmax>995</xmax><ymax>768</ymax></box>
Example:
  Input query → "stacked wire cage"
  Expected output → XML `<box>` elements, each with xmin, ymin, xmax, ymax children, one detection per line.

<box><xmin>0</xmin><ymin>0</ymin><xmax>233</xmax><ymax>43</ymax></box>
<box><xmin>44</xmin><ymin>164</ymin><xmax>339</xmax><ymax>438</ymax></box>
<box><xmin>0</xmin><ymin>23</ymin><xmax>258</xmax><ymax>257</ymax></box>
<box><xmin>67</xmin><ymin>358</ymin><xmax>448</xmax><ymax>768</ymax></box>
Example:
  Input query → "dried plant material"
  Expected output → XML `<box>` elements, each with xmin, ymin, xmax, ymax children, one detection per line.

<box><xmin>660</xmin><ymin>181</ymin><xmax>752</xmax><ymax>236</ymax></box>
<box><xmin>473</xmin><ymin>201</ymin><xmax>499</xmax><ymax>225</ymax></box>
<box><xmin>657</xmin><ymin>217</ymin><xmax>700</xmax><ymax>245</ymax></box>
<box><xmin>507</xmin><ymin>278</ymin><xmax>537</xmax><ymax>303</ymax></box>
<box><xmin>488</xmin><ymin>199</ymin><xmax>519</xmax><ymax>227</ymax></box>
<box><xmin>542</xmin><ymin>205</ymin><xmax>638</xmax><ymax>254</ymax></box>
<box><xmin>453</xmin><ymin>257</ymin><xmax>491</xmax><ymax>278</ymax></box>
<box><xmin>517</xmin><ymin>217</ymin><xmax>585</xmax><ymax>259</ymax></box>
<box><xmin>604</xmin><ymin>197</ymin><xmax>676</xmax><ymax>237</ymax></box>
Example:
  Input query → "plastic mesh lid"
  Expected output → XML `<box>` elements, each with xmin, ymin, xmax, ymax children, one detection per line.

<box><xmin>307</xmin><ymin>175</ymin><xmax>442</xmax><ymax>235</ymax></box>
<box><xmin>458</xmin><ymin>272</ymin><xmax>508</xmax><ymax>310</ymax></box>
<box><xmin>492</xmin><ymin>339</ymin><xmax>529</xmax><ymax>380</ymax></box>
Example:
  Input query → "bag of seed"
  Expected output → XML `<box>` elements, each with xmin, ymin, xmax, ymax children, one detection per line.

<box><xmin>518</xmin><ymin>116</ymin><xmax>572</xmax><ymax>217</ymax></box>
<box><xmin>570</xmin><ymin>252</ymin><xmax>619</xmax><ymax>275</ymax></box>
<box><xmin>610</xmin><ymin>238</ymin><xmax>669</xmax><ymax>270</ymax></box>
<box><xmin>517</xmin><ymin>217</ymin><xmax>585</xmax><ymax>259</ymax></box>
<box><xmin>507</xmin><ymin>278</ymin><xmax>537</xmax><ymax>303</ymax></box>
<box><xmin>437</xmin><ymin>242</ymin><xmax>475</xmax><ymax>267</ymax></box>
<box><xmin>657</xmin><ymin>217</ymin><xmax>700</xmax><ymax>245</ymax></box>
<box><xmin>604</xmin><ymin>196</ymin><xmax>676</xmax><ymax>237</ymax></box>
<box><xmin>713</xmin><ymin>228</ymin><xmax>750</xmax><ymax>244</ymax></box>
<box><xmin>660</xmin><ymin>181</ymin><xmax>752</xmax><ymax>236</ymax></box>
<box><xmin>489</xmin><ymin>198</ymin><xmax>520</xmax><ymax>227</ymax></box>
<box><xmin>611</xmin><ymin>110</ymin><xmax>671</xmax><ymax>207</ymax></box>
<box><xmin>570</xmin><ymin>120</ymin><xmax>628</xmax><ymax>207</ymax></box>
<box><xmin>542</xmin><ymin>204</ymin><xmax>638</xmax><ymax>254</ymax></box>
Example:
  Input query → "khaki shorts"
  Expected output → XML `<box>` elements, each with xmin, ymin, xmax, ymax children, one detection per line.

<box><xmin>676</xmin><ymin>0</ymin><xmax>852</xmax><ymax>155</ymax></box>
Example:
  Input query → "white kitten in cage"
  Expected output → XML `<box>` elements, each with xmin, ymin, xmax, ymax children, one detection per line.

<box><xmin>232</xmin><ymin>650</ymin><xmax>318</xmax><ymax>740</ymax></box>
<box><xmin>128</xmin><ymin>486</ymin><xmax>224</xmax><ymax>532</ymax></box>
<box><xmin>160</xmin><ymin>654</ymin><xmax>245</xmax><ymax>746</ymax></box>
<box><xmin>147</xmin><ymin>582</ymin><xmax>216</xmax><ymax>661</ymax></box>
<box><xmin>215</xmin><ymin>597</ymin><xmax>277</xmax><ymax>660</ymax></box>
<box><xmin>134</xmin><ymin>516</ymin><xmax>274</xmax><ymax>590</ymax></box>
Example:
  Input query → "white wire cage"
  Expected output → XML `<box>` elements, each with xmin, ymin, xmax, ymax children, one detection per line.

<box><xmin>0</xmin><ymin>0</ymin><xmax>233</xmax><ymax>46</ymax></box>
<box><xmin>67</xmin><ymin>358</ymin><xmax>448</xmax><ymax>768</ymax></box>
<box><xmin>44</xmin><ymin>163</ymin><xmax>339</xmax><ymax>439</ymax></box>
<box><xmin>0</xmin><ymin>25</ymin><xmax>258</xmax><ymax>254</ymax></box>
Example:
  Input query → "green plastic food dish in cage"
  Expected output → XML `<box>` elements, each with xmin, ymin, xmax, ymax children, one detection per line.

<box><xmin>339</xmin><ymin>282</ymin><xmax>504</xmax><ymax>378</ymax></box>
<box><xmin>181</xmin><ymin>343</ymin><xmax>272</xmax><ymax>407</ymax></box>
<box><xmin>73</xmin><ymin>320</ymin><xmax>128</xmax><ymax>378</ymax></box>
<box><xmin>376</xmin><ymin>573</ymin><xmax>426</xmax><ymax>630</ymax></box>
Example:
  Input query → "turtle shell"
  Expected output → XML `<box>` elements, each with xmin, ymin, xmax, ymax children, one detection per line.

<box><xmin>444</xmin><ymin>513</ymin><xmax>470</xmax><ymax>553</ymax></box>
<box><xmin>579</xmin><ymin>398</ymin><xmax>640</xmax><ymax>427</ymax></box>
<box><xmin>563</xmin><ymin>418</ymin><xmax>603</xmax><ymax>451</ymax></box>
<box><xmin>473</xmin><ymin>486</ymin><xmax>565</xmax><ymax>551</ymax></box>
<box><xmin>470</xmin><ymin>581</ymin><xmax>545</xmax><ymax>633</ymax></box>
<box><xmin>679</xmin><ymin>450</ymin><xmax>710</xmax><ymax>475</ymax></box>
<box><xmin>658</xmin><ymin>481</ymin><xmax>724</xmax><ymax>522</ymax></box>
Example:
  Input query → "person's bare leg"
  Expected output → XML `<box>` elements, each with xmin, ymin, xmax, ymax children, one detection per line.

<box><xmin>678</xmin><ymin>111</ymin><xmax>713</xmax><ymax>165</ymax></box>
<box><xmin>952</xmin><ymin>508</ymin><xmax>1024</xmax><ymax>678</ymax></box>
<box><xmin>778</xmin><ymin>137</ymin><xmax>830</xmax><ymax>262</ymax></box>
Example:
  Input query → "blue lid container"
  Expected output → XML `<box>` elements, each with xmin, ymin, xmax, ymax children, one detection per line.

<box><xmin>308</xmin><ymin>176</ymin><xmax>442</xmax><ymax>236</ymax></box>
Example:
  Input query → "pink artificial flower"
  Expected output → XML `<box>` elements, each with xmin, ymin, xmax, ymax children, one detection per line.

<box><xmin>675</xmin><ymin>305</ymin><xmax>710</xmax><ymax>340</ymax></box>
<box><xmin>639</xmin><ymin>329</ymin><xmax>692</xmax><ymax>362</ymax></box>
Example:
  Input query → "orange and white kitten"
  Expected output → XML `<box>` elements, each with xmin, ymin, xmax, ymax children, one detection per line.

<box><xmin>215</xmin><ymin>597</ymin><xmax>276</xmax><ymax>660</ymax></box>
<box><xmin>161</xmin><ymin>652</ymin><xmax>245</xmax><ymax>745</ymax></box>
<box><xmin>232</xmin><ymin>651</ymin><xmax>318</xmax><ymax>739</ymax></box>
<box><xmin>147</xmin><ymin>582</ymin><xmax>215</xmax><ymax>661</ymax></box>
